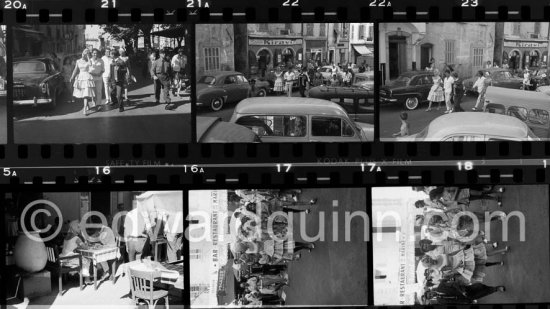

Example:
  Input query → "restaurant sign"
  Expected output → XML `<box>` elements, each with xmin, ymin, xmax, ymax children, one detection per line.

<box><xmin>249</xmin><ymin>38</ymin><xmax>303</xmax><ymax>46</ymax></box>
<box><xmin>504</xmin><ymin>41</ymin><xmax>549</xmax><ymax>48</ymax></box>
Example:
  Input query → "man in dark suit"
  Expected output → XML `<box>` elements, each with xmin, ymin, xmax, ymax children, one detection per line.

<box><xmin>150</xmin><ymin>48</ymin><xmax>172</xmax><ymax>106</ymax></box>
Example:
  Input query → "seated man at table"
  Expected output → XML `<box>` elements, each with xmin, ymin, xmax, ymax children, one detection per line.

<box><xmin>87</xmin><ymin>224</ymin><xmax>117</xmax><ymax>281</ymax></box>
<box><xmin>124</xmin><ymin>207</ymin><xmax>152</xmax><ymax>261</ymax></box>
<box><xmin>60</xmin><ymin>220</ymin><xmax>93</xmax><ymax>284</ymax></box>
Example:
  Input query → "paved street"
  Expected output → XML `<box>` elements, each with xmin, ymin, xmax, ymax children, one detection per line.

<box><xmin>13</xmin><ymin>82</ymin><xmax>192</xmax><ymax>143</ymax></box>
<box><xmin>476</xmin><ymin>185</ymin><xmax>550</xmax><ymax>304</ymax></box>
<box><xmin>281</xmin><ymin>188</ymin><xmax>369</xmax><ymax>306</ymax></box>
<box><xmin>380</xmin><ymin>94</ymin><xmax>478</xmax><ymax>140</ymax></box>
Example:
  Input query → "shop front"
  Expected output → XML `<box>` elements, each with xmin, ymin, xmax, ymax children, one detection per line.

<box><xmin>305</xmin><ymin>39</ymin><xmax>327</xmax><ymax>64</ymax></box>
<box><xmin>248</xmin><ymin>36</ymin><xmax>304</xmax><ymax>75</ymax></box>
<box><xmin>503</xmin><ymin>39</ymin><xmax>549</xmax><ymax>70</ymax></box>
<box><xmin>351</xmin><ymin>43</ymin><xmax>374</xmax><ymax>67</ymax></box>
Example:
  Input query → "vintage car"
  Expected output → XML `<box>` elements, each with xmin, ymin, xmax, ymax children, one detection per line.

<box><xmin>308</xmin><ymin>72</ymin><xmax>374</xmax><ymax>122</ymax></box>
<box><xmin>463</xmin><ymin>68</ymin><xmax>523</xmax><ymax>94</ymax></box>
<box><xmin>196</xmin><ymin>71</ymin><xmax>255</xmax><ymax>111</ymax></box>
<box><xmin>197</xmin><ymin>116</ymin><xmax>261</xmax><ymax>143</ymax></box>
<box><xmin>249</xmin><ymin>78</ymin><xmax>277</xmax><ymax>97</ymax></box>
<box><xmin>379</xmin><ymin>71</ymin><xmax>435</xmax><ymax>110</ymax></box>
<box><xmin>531</xmin><ymin>68</ymin><xmax>550</xmax><ymax>87</ymax></box>
<box><xmin>229</xmin><ymin>97</ymin><xmax>374</xmax><ymax>142</ymax></box>
<box><xmin>398</xmin><ymin>112</ymin><xmax>539</xmax><ymax>142</ymax></box>
<box><xmin>13</xmin><ymin>57</ymin><xmax>66</xmax><ymax>109</ymax></box>
<box><xmin>483</xmin><ymin>86</ymin><xmax>550</xmax><ymax>139</ymax></box>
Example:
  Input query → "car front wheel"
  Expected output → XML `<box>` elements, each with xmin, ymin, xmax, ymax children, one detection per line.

<box><xmin>404</xmin><ymin>96</ymin><xmax>419</xmax><ymax>110</ymax></box>
<box><xmin>210</xmin><ymin>97</ymin><xmax>224</xmax><ymax>111</ymax></box>
<box><xmin>256</xmin><ymin>88</ymin><xmax>267</xmax><ymax>97</ymax></box>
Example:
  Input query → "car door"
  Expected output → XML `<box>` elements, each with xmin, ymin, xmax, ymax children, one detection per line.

<box><xmin>222</xmin><ymin>75</ymin><xmax>239</xmax><ymax>103</ymax></box>
<box><xmin>491</xmin><ymin>72</ymin><xmax>506</xmax><ymax>88</ymax></box>
<box><xmin>419</xmin><ymin>75</ymin><xmax>433</xmax><ymax>100</ymax></box>
<box><xmin>526</xmin><ymin>108</ymin><xmax>550</xmax><ymax>139</ymax></box>
<box><xmin>236</xmin><ymin>75</ymin><xmax>252</xmax><ymax>100</ymax></box>
<box><xmin>309</xmin><ymin>116</ymin><xmax>361</xmax><ymax>142</ymax></box>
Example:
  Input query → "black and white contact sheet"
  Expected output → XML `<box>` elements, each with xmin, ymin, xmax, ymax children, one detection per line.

<box><xmin>0</xmin><ymin>0</ymin><xmax>550</xmax><ymax>308</ymax></box>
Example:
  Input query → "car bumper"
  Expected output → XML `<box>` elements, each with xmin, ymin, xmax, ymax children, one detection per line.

<box><xmin>14</xmin><ymin>98</ymin><xmax>53</xmax><ymax>105</ymax></box>
<box><xmin>380</xmin><ymin>97</ymin><xmax>398</xmax><ymax>103</ymax></box>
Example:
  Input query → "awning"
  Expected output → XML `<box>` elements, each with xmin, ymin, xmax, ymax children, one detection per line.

<box><xmin>151</xmin><ymin>27</ymin><xmax>187</xmax><ymax>38</ymax></box>
<box><xmin>352</xmin><ymin>44</ymin><xmax>373</xmax><ymax>56</ymax></box>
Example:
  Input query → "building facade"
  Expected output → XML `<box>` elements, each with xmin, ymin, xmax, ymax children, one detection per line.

<box><xmin>13</xmin><ymin>25</ymin><xmax>86</xmax><ymax>58</ymax></box>
<box><xmin>195</xmin><ymin>24</ymin><xmax>236</xmax><ymax>77</ymax></box>
<box><xmin>327</xmin><ymin>23</ymin><xmax>350</xmax><ymax>66</ymax></box>
<box><xmin>349</xmin><ymin>23</ymin><xmax>374</xmax><ymax>67</ymax></box>
<box><xmin>500</xmin><ymin>22</ymin><xmax>550</xmax><ymax>70</ymax></box>
<box><xmin>379</xmin><ymin>23</ymin><xmax>495</xmax><ymax>83</ymax></box>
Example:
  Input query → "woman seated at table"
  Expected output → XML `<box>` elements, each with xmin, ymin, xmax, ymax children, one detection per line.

<box><xmin>85</xmin><ymin>224</ymin><xmax>117</xmax><ymax>281</ymax></box>
<box><xmin>59</xmin><ymin>220</ymin><xmax>93</xmax><ymax>284</ymax></box>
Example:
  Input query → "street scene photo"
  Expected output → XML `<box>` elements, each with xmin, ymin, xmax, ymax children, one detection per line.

<box><xmin>189</xmin><ymin>188</ymin><xmax>368</xmax><ymax>306</ymax></box>
<box><xmin>0</xmin><ymin>25</ymin><xmax>7</xmax><ymax>143</ymax></box>
<box><xmin>12</xmin><ymin>24</ymin><xmax>191</xmax><ymax>143</ymax></box>
<box><xmin>195</xmin><ymin>23</ymin><xmax>375</xmax><ymax>142</ymax></box>
<box><xmin>372</xmin><ymin>186</ymin><xmax>550</xmax><ymax>305</ymax></box>
<box><xmin>380</xmin><ymin>22</ymin><xmax>550</xmax><ymax>141</ymax></box>
<box><xmin>4</xmin><ymin>191</ymin><xmax>183</xmax><ymax>308</ymax></box>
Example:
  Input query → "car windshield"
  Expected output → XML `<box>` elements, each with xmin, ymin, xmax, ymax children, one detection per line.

<box><xmin>14</xmin><ymin>61</ymin><xmax>47</xmax><ymax>74</ymax></box>
<box><xmin>391</xmin><ymin>75</ymin><xmax>411</xmax><ymax>85</ymax></box>
<box><xmin>500</xmin><ymin>71</ymin><xmax>512</xmax><ymax>79</ymax></box>
<box><xmin>198</xmin><ymin>76</ymin><xmax>216</xmax><ymax>85</ymax></box>
<box><xmin>320</xmin><ymin>67</ymin><xmax>332</xmax><ymax>73</ymax></box>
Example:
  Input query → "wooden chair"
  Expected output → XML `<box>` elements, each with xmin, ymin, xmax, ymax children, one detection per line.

<box><xmin>128</xmin><ymin>267</ymin><xmax>169</xmax><ymax>309</ymax></box>
<box><xmin>44</xmin><ymin>243</ymin><xmax>83</xmax><ymax>296</ymax></box>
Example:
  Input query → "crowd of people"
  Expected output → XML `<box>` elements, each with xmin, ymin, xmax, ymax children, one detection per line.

<box><xmin>229</xmin><ymin>189</ymin><xmax>318</xmax><ymax>306</ymax></box>
<box><xmin>62</xmin><ymin>46</ymin><xmax>188</xmax><ymax>116</ymax></box>
<box><xmin>412</xmin><ymin>186</ymin><xmax>509</xmax><ymax>304</ymax></box>
<box><xmin>262</xmin><ymin>59</ymin><xmax>371</xmax><ymax>98</ymax></box>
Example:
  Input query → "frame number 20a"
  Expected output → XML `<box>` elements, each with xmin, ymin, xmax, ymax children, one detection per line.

<box><xmin>3</xmin><ymin>0</ymin><xmax>27</xmax><ymax>9</ymax></box>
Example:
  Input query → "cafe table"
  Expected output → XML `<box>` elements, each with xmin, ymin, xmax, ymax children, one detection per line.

<box><xmin>76</xmin><ymin>246</ymin><xmax>120</xmax><ymax>290</ymax></box>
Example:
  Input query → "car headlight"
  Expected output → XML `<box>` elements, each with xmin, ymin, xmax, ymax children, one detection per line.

<box><xmin>39</xmin><ymin>82</ymin><xmax>49</xmax><ymax>94</ymax></box>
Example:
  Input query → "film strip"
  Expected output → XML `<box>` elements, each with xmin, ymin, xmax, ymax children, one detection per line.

<box><xmin>0</xmin><ymin>0</ymin><xmax>550</xmax><ymax>308</ymax></box>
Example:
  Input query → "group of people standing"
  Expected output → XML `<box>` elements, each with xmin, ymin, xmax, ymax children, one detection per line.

<box><xmin>412</xmin><ymin>186</ymin><xmax>509</xmax><ymax>304</ymax></box>
<box><xmin>230</xmin><ymin>189</ymin><xmax>317</xmax><ymax>306</ymax></box>
<box><xmin>426</xmin><ymin>68</ymin><xmax>465</xmax><ymax>113</ymax></box>
<box><xmin>69</xmin><ymin>48</ymin><xmax>131</xmax><ymax>115</ymax></box>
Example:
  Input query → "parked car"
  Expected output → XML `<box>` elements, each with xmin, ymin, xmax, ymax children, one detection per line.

<box><xmin>398</xmin><ymin>112</ymin><xmax>539</xmax><ymax>141</ymax></box>
<box><xmin>379</xmin><ymin>71</ymin><xmax>434</xmax><ymax>110</ymax></box>
<box><xmin>196</xmin><ymin>71</ymin><xmax>253</xmax><ymax>111</ymax></box>
<box><xmin>229</xmin><ymin>97</ymin><xmax>374</xmax><ymax>142</ymax></box>
<box><xmin>463</xmin><ymin>68</ymin><xmax>523</xmax><ymax>94</ymax></box>
<box><xmin>13</xmin><ymin>57</ymin><xmax>66</xmax><ymax>109</ymax></box>
<box><xmin>197</xmin><ymin>116</ymin><xmax>261</xmax><ymax>142</ymax></box>
<box><xmin>249</xmin><ymin>78</ymin><xmax>274</xmax><ymax>97</ymax></box>
<box><xmin>532</xmin><ymin>68</ymin><xmax>550</xmax><ymax>87</ymax></box>
<box><xmin>484</xmin><ymin>86</ymin><xmax>550</xmax><ymax>139</ymax></box>
<box><xmin>308</xmin><ymin>72</ymin><xmax>374</xmax><ymax>122</ymax></box>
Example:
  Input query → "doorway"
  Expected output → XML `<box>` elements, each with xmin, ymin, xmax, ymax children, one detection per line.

<box><xmin>388</xmin><ymin>36</ymin><xmax>407</xmax><ymax>79</ymax></box>
<box><xmin>420</xmin><ymin>43</ymin><xmax>433</xmax><ymax>71</ymax></box>
<box><xmin>91</xmin><ymin>191</ymin><xmax>111</xmax><ymax>220</ymax></box>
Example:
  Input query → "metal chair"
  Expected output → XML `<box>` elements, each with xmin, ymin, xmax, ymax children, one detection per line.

<box><xmin>128</xmin><ymin>267</ymin><xmax>169</xmax><ymax>309</ymax></box>
<box><xmin>44</xmin><ymin>243</ymin><xmax>83</xmax><ymax>296</ymax></box>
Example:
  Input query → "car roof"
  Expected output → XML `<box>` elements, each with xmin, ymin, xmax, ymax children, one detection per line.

<box><xmin>14</xmin><ymin>57</ymin><xmax>51</xmax><ymax>62</ymax></box>
<box><xmin>425</xmin><ymin>112</ymin><xmax>529</xmax><ymax>139</ymax></box>
<box><xmin>233</xmin><ymin>97</ymin><xmax>350</xmax><ymax>117</ymax></box>
<box><xmin>486</xmin><ymin>86</ymin><xmax>550</xmax><ymax>110</ymax></box>
<box><xmin>400</xmin><ymin>71</ymin><xmax>431</xmax><ymax>77</ymax></box>
<box><xmin>201</xmin><ymin>71</ymin><xmax>244</xmax><ymax>79</ymax></box>
<box><xmin>197</xmin><ymin>117</ymin><xmax>258</xmax><ymax>142</ymax></box>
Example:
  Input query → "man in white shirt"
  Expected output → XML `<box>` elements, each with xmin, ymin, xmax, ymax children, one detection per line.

<box><xmin>443</xmin><ymin>70</ymin><xmax>455</xmax><ymax>113</ymax></box>
<box><xmin>472</xmin><ymin>70</ymin><xmax>487</xmax><ymax>111</ymax></box>
<box><xmin>101</xmin><ymin>47</ymin><xmax>113</xmax><ymax>105</ymax></box>
<box><xmin>170</xmin><ymin>47</ymin><xmax>187</xmax><ymax>97</ymax></box>
<box><xmin>283</xmin><ymin>68</ymin><xmax>296</xmax><ymax>97</ymax></box>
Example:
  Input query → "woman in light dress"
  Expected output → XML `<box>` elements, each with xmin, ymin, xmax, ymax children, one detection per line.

<box><xmin>70</xmin><ymin>49</ymin><xmax>96</xmax><ymax>115</ymax></box>
<box><xmin>273</xmin><ymin>67</ymin><xmax>284</xmax><ymax>95</ymax></box>
<box><xmin>426</xmin><ymin>69</ymin><xmax>445</xmax><ymax>111</ymax></box>
<box><xmin>89</xmin><ymin>49</ymin><xmax>105</xmax><ymax>108</ymax></box>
